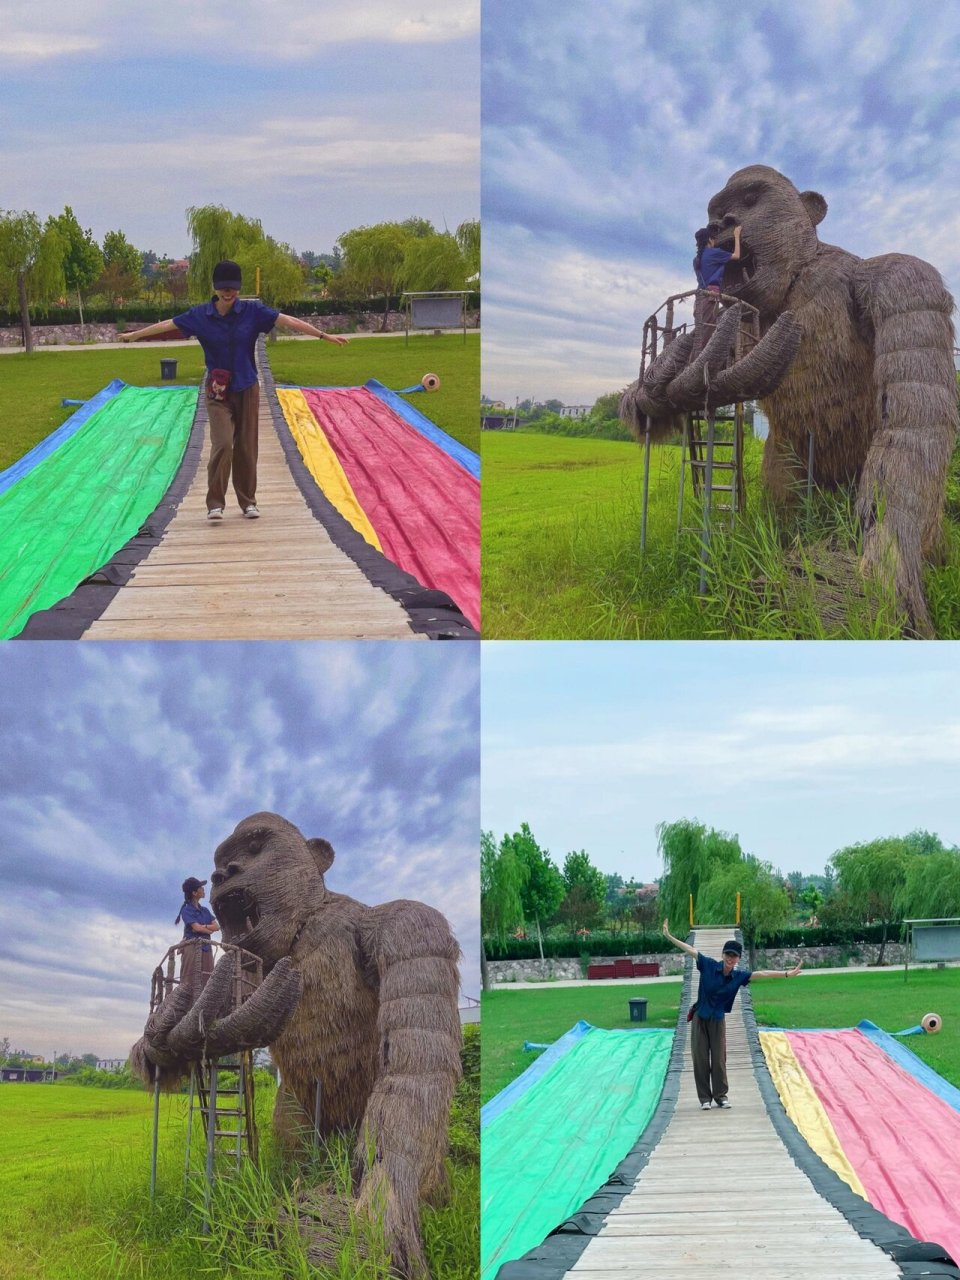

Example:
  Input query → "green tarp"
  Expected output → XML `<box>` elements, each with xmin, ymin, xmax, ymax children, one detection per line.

<box><xmin>481</xmin><ymin>1027</ymin><xmax>673</xmax><ymax>1280</ymax></box>
<box><xmin>0</xmin><ymin>385</ymin><xmax>197</xmax><ymax>637</ymax></box>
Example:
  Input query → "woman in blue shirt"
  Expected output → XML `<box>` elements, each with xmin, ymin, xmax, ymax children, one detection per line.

<box><xmin>663</xmin><ymin>918</ymin><xmax>801</xmax><ymax>1109</ymax></box>
<box><xmin>691</xmin><ymin>222</ymin><xmax>742</xmax><ymax>360</ymax></box>
<box><xmin>121</xmin><ymin>260</ymin><xmax>348</xmax><ymax>520</ymax></box>
<box><xmin>176</xmin><ymin>875</ymin><xmax>220</xmax><ymax>994</ymax></box>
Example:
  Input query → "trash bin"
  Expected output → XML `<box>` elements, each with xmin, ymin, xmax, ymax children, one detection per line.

<box><xmin>628</xmin><ymin>997</ymin><xmax>648</xmax><ymax>1023</ymax></box>
<box><xmin>160</xmin><ymin>359</ymin><xmax>178</xmax><ymax>380</ymax></box>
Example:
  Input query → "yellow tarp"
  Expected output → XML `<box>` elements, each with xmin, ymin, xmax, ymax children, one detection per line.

<box><xmin>759</xmin><ymin>1031</ymin><xmax>866</xmax><ymax>1198</ymax></box>
<box><xmin>276</xmin><ymin>388</ymin><xmax>381</xmax><ymax>550</ymax></box>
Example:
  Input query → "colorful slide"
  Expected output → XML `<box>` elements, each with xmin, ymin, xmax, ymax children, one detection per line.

<box><xmin>0</xmin><ymin>384</ymin><xmax>197</xmax><ymax>638</ymax></box>
<box><xmin>761</xmin><ymin>1023</ymin><xmax>960</xmax><ymax>1265</ymax></box>
<box><xmin>276</xmin><ymin>383</ymin><xmax>479</xmax><ymax>628</ymax></box>
<box><xmin>481</xmin><ymin>1023</ymin><xmax>673</xmax><ymax>1280</ymax></box>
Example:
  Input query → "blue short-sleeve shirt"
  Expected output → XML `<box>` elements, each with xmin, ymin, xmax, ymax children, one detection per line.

<box><xmin>697</xmin><ymin>246</ymin><xmax>732</xmax><ymax>289</ymax></box>
<box><xmin>694</xmin><ymin>952</ymin><xmax>751</xmax><ymax>1020</ymax></box>
<box><xmin>172</xmin><ymin>298</ymin><xmax>280</xmax><ymax>392</ymax></box>
<box><xmin>180</xmin><ymin>901</ymin><xmax>216</xmax><ymax>952</ymax></box>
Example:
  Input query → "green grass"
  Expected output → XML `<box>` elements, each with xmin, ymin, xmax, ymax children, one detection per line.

<box><xmin>267</xmin><ymin>332</ymin><xmax>479</xmax><ymax>451</ymax></box>
<box><xmin>0</xmin><ymin>1029</ymin><xmax>478</xmax><ymax>1280</ymax></box>
<box><xmin>481</xmin><ymin>984</ymin><xmax>680</xmax><ymax>1103</ymax></box>
<box><xmin>482</xmin><ymin>430</ymin><xmax>960</xmax><ymax>638</ymax></box>
<box><xmin>481</xmin><ymin>968</ymin><xmax>960</xmax><ymax>1105</ymax></box>
<box><xmin>0</xmin><ymin>332</ymin><xmax>478</xmax><ymax>473</ymax></box>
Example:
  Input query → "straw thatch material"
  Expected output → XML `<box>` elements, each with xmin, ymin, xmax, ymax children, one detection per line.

<box><xmin>620</xmin><ymin>165</ymin><xmax>959</xmax><ymax>634</ymax></box>
<box><xmin>129</xmin><ymin>811</ymin><xmax>461</xmax><ymax>1280</ymax></box>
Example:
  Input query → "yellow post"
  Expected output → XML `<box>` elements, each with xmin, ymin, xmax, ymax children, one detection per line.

<box><xmin>689</xmin><ymin>893</ymin><xmax>694</xmax><ymax>927</ymax></box>
<box><xmin>255</xmin><ymin>266</ymin><xmax>261</xmax><ymax>297</ymax></box>
<box><xmin>736</xmin><ymin>892</ymin><xmax>741</xmax><ymax>925</ymax></box>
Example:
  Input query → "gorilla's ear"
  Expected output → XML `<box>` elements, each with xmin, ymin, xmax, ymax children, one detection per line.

<box><xmin>800</xmin><ymin>190</ymin><xmax>827</xmax><ymax>226</ymax></box>
<box><xmin>307</xmin><ymin>837</ymin><xmax>335</xmax><ymax>876</ymax></box>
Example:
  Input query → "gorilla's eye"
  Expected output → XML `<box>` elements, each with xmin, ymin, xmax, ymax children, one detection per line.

<box><xmin>248</xmin><ymin>840</ymin><xmax>262</xmax><ymax>855</ymax></box>
<box><xmin>742</xmin><ymin>191</ymin><xmax>758</xmax><ymax>208</ymax></box>
<box><xmin>211</xmin><ymin>871</ymin><xmax>224</xmax><ymax>887</ymax></box>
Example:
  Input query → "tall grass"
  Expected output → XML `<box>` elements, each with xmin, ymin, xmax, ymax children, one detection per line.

<box><xmin>0</xmin><ymin>1026</ymin><xmax>478</xmax><ymax>1280</ymax></box>
<box><xmin>482</xmin><ymin>432</ymin><xmax>960</xmax><ymax>638</ymax></box>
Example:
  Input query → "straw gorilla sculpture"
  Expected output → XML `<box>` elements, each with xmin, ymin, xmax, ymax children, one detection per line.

<box><xmin>130</xmin><ymin>812</ymin><xmax>462</xmax><ymax>1279</ymax></box>
<box><xmin>621</xmin><ymin>164</ymin><xmax>959</xmax><ymax>635</ymax></box>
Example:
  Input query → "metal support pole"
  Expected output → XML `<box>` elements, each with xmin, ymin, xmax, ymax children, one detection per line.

<box><xmin>699</xmin><ymin>411</ymin><xmax>716</xmax><ymax>595</ymax></box>
<box><xmin>184</xmin><ymin>1068</ymin><xmax>195</xmax><ymax>1194</ymax></box>
<box><xmin>313</xmin><ymin>1078</ymin><xmax>322</xmax><ymax>1149</ymax></box>
<box><xmin>807</xmin><ymin>430</ymin><xmax>815</xmax><ymax>502</ymax></box>
<box><xmin>676</xmin><ymin>415</ymin><xmax>689</xmax><ymax>533</ymax></box>
<box><xmin>149</xmin><ymin>1077</ymin><xmax>161</xmax><ymax>1205</ymax></box>
<box><xmin>640</xmin><ymin>416</ymin><xmax>652</xmax><ymax>553</ymax></box>
<box><xmin>203</xmin><ymin>1060</ymin><xmax>217</xmax><ymax>1235</ymax></box>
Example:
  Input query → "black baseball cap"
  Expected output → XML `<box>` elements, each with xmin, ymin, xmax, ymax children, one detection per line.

<box><xmin>212</xmin><ymin>260</ymin><xmax>242</xmax><ymax>290</ymax></box>
<box><xmin>182</xmin><ymin>876</ymin><xmax>207</xmax><ymax>896</ymax></box>
<box><xmin>722</xmin><ymin>939</ymin><xmax>743</xmax><ymax>956</ymax></box>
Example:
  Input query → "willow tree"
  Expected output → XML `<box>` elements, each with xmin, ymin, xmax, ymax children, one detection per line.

<box><xmin>397</xmin><ymin>231</ymin><xmax>468</xmax><ymax>292</ymax></box>
<box><xmin>456</xmin><ymin>218</ymin><xmax>480</xmax><ymax>280</ymax></box>
<box><xmin>657</xmin><ymin>819</ymin><xmax>742</xmax><ymax>931</ymax></box>
<box><xmin>832</xmin><ymin>838</ymin><xmax>910</xmax><ymax>965</ymax></box>
<box><xmin>698</xmin><ymin>856</ymin><xmax>790</xmax><ymax>968</ymax></box>
<box><xmin>896</xmin><ymin>846</ymin><xmax>960</xmax><ymax>920</ymax></box>
<box><xmin>480</xmin><ymin>829</ymin><xmax>526</xmax><ymax>990</ymax></box>
<box><xmin>337</xmin><ymin>222</ymin><xmax>410</xmax><ymax>329</ymax></box>
<box><xmin>185</xmin><ymin>205</ymin><xmax>263</xmax><ymax>297</ymax></box>
<box><xmin>0</xmin><ymin>210</ymin><xmax>65</xmax><ymax>354</ymax></box>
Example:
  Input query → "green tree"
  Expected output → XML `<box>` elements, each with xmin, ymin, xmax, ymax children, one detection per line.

<box><xmin>562</xmin><ymin>849</ymin><xmax>606</xmax><ymax>910</ymax></box>
<box><xmin>397</xmin><ymin>231</ymin><xmax>469</xmax><ymax>292</ymax></box>
<box><xmin>657</xmin><ymin>818</ymin><xmax>741</xmax><ymax>929</ymax></box>
<box><xmin>99</xmin><ymin>230</ymin><xmax>143</xmax><ymax>304</ymax></box>
<box><xmin>337</xmin><ymin>222</ymin><xmax>410</xmax><ymax>329</ymax></box>
<box><xmin>831</xmin><ymin>838</ymin><xmax>911</xmax><ymax>964</ymax></box>
<box><xmin>896</xmin><ymin>847</ymin><xmax>960</xmax><ymax>920</ymax></box>
<box><xmin>47</xmin><ymin>205</ymin><xmax>103</xmax><ymax>328</ymax></box>
<box><xmin>480</xmin><ymin>829</ymin><xmax>526</xmax><ymax>990</ymax></box>
<box><xmin>604</xmin><ymin>872</ymin><xmax>625</xmax><ymax>908</ymax></box>
<box><xmin>799</xmin><ymin>884</ymin><xmax>824</xmax><ymax>918</ymax></box>
<box><xmin>698</xmin><ymin>855</ymin><xmax>790</xmax><ymax>968</ymax></box>
<box><xmin>556</xmin><ymin>884</ymin><xmax>603</xmax><ymax>937</ymax></box>
<box><xmin>504</xmin><ymin>823</ymin><xmax>563</xmax><ymax>960</ymax></box>
<box><xmin>400</xmin><ymin>217</ymin><xmax>436</xmax><ymax>239</ymax></box>
<box><xmin>186</xmin><ymin>204</ymin><xmax>264</xmax><ymax>297</ymax></box>
<box><xmin>234</xmin><ymin>237</ymin><xmax>303</xmax><ymax>307</ymax></box>
<box><xmin>456</xmin><ymin>219</ymin><xmax>480</xmax><ymax>280</ymax></box>
<box><xmin>0</xmin><ymin>210</ymin><xmax>65</xmax><ymax>354</ymax></box>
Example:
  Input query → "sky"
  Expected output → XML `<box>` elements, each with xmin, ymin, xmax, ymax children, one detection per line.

<box><xmin>482</xmin><ymin>0</ymin><xmax>960</xmax><ymax>404</ymax></box>
<box><xmin>482</xmin><ymin>641</ymin><xmax>960</xmax><ymax>889</ymax></box>
<box><xmin>0</xmin><ymin>0</ymin><xmax>479</xmax><ymax>258</ymax></box>
<box><xmin>0</xmin><ymin>642</ymin><xmax>479</xmax><ymax>1062</ymax></box>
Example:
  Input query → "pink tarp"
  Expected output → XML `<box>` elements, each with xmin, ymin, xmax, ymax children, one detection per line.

<box><xmin>787</xmin><ymin>1028</ymin><xmax>960</xmax><ymax>1263</ymax></box>
<box><xmin>302</xmin><ymin>388</ymin><xmax>479</xmax><ymax>629</ymax></box>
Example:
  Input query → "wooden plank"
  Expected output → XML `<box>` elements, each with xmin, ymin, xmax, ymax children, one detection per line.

<box><xmin>85</xmin><ymin>376</ymin><xmax>421</xmax><ymax>640</ymax></box>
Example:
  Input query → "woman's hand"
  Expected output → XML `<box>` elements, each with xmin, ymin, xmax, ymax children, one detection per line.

<box><xmin>323</xmin><ymin>333</ymin><xmax>349</xmax><ymax>346</ymax></box>
<box><xmin>788</xmin><ymin>961</ymin><xmax>803</xmax><ymax>977</ymax></box>
<box><xmin>662</xmin><ymin>917</ymin><xmax>670</xmax><ymax>936</ymax></box>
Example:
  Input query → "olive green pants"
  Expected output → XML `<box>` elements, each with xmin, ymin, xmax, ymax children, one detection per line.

<box><xmin>690</xmin><ymin>1012</ymin><xmax>728</xmax><ymax>1103</ymax></box>
<box><xmin>206</xmin><ymin>383</ymin><xmax>259</xmax><ymax>511</ymax></box>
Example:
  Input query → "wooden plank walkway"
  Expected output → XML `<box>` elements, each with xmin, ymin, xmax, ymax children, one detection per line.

<box><xmin>566</xmin><ymin>928</ymin><xmax>900</xmax><ymax>1279</ymax></box>
<box><xmin>83</xmin><ymin>379</ymin><xmax>422</xmax><ymax>640</ymax></box>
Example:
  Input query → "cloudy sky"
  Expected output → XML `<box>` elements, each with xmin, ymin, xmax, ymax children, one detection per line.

<box><xmin>482</xmin><ymin>0</ymin><xmax>960</xmax><ymax>404</ymax></box>
<box><xmin>483</xmin><ymin>641</ymin><xmax>960</xmax><ymax>887</ymax></box>
<box><xmin>0</xmin><ymin>642</ymin><xmax>479</xmax><ymax>1061</ymax></box>
<box><xmin>1</xmin><ymin>0</ymin><xmax>479</xmax><ymax>258</ymax></box>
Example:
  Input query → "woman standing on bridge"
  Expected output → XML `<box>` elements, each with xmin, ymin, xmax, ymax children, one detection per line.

<box><xmin>662</xmin><ymin>919</ymin><xmax>802</xmax><ymax>1110</ymax></box>
<box><xmin>120</xmin><ymin>260</ymin><xmax>348</xmax><ymax>521</ymax></box>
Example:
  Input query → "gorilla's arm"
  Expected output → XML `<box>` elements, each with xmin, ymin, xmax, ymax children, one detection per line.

<box><xmin>620</xmin><ymin>303</ymin><xmax>802</xmax><ymax>434</ymax></box>
<box><xmin>353</xmin><ymin>901</ymin><xmax>462</xmax><ymax>1280</ymax></box>
<box><xmin>854</xmin><ymin>253</ymin><xmax>958</xmax><ymax>636</ymax></box>
<box><xmin>129</xmin><ymin>954</ymin><xmax>302</xmax><ymax>1090</ymax></box>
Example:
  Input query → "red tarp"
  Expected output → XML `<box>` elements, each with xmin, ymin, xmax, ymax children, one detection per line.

<box><xmin>301</xmin><ymin>388</ymin><xmax>479</xmax><ymax>629</ymax></box>
<box><xmin>788</xmin><ymin>1028</ymin><xmax>960</xmax><ymax>1263</ymax></box>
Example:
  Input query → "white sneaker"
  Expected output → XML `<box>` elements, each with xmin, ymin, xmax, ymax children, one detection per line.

<box><xmin>716</xmin><ymin>1098</ymin><xmax>731</xmax><ymax>1109</ymax></box>
<box><xmin>244</xmin><ymin>504</ymin><xmax>261</xmax><ymax>519</ymax></box>
<box><xmin>700</xmin><ymin>1101</ymin><xmax>712</xmax><ymax>1110</ymax></box>
<box><xmin>207</xmin><ymin>508</ymin><xmax>223</xmax><ymax>521</ymax></box>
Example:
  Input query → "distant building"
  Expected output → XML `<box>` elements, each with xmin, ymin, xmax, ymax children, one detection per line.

<box><xmin>1</xmin><ymin>1066</ymin><xmax>54</xmax><ymax>1083</ymax></box>
<box><xmin>559</xmin><ymin>404</ymin><xmax>590</xmax><ymax>419</ymax></box>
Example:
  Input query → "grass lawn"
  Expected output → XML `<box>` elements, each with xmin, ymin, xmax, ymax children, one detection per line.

<box><xmin>482</xmin><ymin>430</ymin><xmax>960</xmax><ymax>638</ymax></box>
<box><xmin>481</xmin><ymin>968</ymin><xmax>960</xmax><ymax>1104</ymax></box>
<box><xmin>0</xmin><ymin>332</ymin><xmax>478</xmax><ymax>473</ymax></box>
<box><xmin>0</xmin><ymin>1030</ymin><xmax>478</xmax><ymax>1280</ymax></box>
<box><xmin>481</xmin><ymin>984</ymin><xmax>680</xmax><ymax>1103</ymax></box>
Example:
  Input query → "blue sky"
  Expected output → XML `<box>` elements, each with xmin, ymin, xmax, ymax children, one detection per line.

<box><xmin>1</xmin><ymin>0</ymin><xmax>479</xmax><ymax>258</ymax></box>
<box><xmin>482</xmin><ymin>641</ymin><xmax>960</xmax><ymax>887</ymax></box>
<box><xmin>0</xmin><ymin>642</ymin><xmax>479</xmax><ymax>1061</ymax></box>
<box><xmin>482</xmin><ymin>0</ymin><xmax>960</xmax><ymax>403</ymax></box>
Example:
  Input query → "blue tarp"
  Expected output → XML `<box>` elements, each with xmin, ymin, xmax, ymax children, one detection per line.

<box><xmin>857</xmin><ymin>1019</ymin><xmax>960</xmax><ymax>1115</ymax></box>
<box><xmin>364</xmin><ymin>379</ymin><xmax>480</xmax><ymax>480</ymax></box>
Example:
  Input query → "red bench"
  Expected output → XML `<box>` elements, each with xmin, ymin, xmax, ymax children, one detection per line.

<box><xmin>587</xmin><ymin>960</ymin><xmax>661</xmax><ymax>980</ymax></box>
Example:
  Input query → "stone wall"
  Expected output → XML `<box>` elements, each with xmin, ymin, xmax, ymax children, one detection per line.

<box><xmin>0</xmin><ymin>308</ymin><xmax>480</xmax><ymax>348</ymax></box>
<box><xmin>487</xmin><ymin>941</ymin><xmax>912</xmax><ymax>983</ymax></box>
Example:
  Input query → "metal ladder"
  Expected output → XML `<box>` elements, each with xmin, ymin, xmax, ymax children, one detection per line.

<box><xmin>187</xmin><ymin>1050</ymin><xmax>259</xmax><ymax>1232</ymax></box>
<box><xmin>677</xmin><ymin>400</ymin><xmax>746</xmax><ymax>594</ymax></box>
